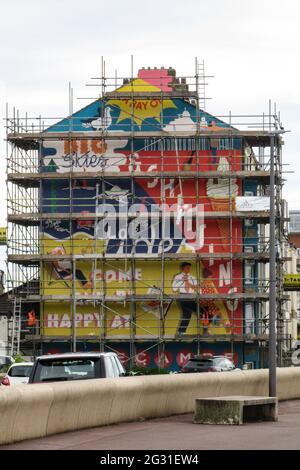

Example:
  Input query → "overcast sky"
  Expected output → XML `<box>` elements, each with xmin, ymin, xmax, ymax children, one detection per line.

<box><xmin>0</xmin><ymin>0</ymin><xmax>299</xmax><ymax>270</ymax></box>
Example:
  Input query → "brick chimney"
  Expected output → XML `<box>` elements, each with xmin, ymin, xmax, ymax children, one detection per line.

<box><xmin>138</xmin><ymin>67</ymin><xmax>176</xmax><ymax>92</ymax></box>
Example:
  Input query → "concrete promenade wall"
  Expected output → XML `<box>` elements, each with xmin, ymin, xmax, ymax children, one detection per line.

<box><xmin>0</xmin><ymin>367</ymin><xmax>299</xmax><ymax>445</ymax></box>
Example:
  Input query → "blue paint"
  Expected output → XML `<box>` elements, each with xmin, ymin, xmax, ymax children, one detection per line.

<box><xmin>41</xmin><ymin>341</ymin><xmax>252</xmax><ymax>371</ymax></box>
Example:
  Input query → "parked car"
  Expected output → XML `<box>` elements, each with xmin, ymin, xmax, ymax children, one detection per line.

<box><xmin>1</xmin><ymin>362</ymin><xmax>34</xmax><ymax>386</ymax></box>
<box><xmin>180</xmin><ymin>355</ymin><xmax>236</xmax><ymax>373</ymax></box>
<box><xmin>28</xmin><ymin>352</ymin><xmax>126</xmax><ymax>383</ymax></box>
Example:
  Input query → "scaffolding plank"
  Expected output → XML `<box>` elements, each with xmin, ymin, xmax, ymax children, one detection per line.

<box><xmin>8</xmin><ymin>253</ymin><xmax>291</xmax><ymax>264</ymax></box>
<box><xmin>24</xmin><ymin>333</ymin><xmax>270</xmax><ymax>342</ymax></box>
<box><xmin>7</xmin><ymin>130</ymin><xmax>275</xmax><ymax>140</ymax></box>
<box><xmin>7</xmin><ymin>170</ymin><xmax>272</xmax><ymax>183</ymax></box>
<box><xmin>104</xmin><ymin>91</ymin><xmax>197</xmax><ymax>99</ymax></box>
<box><xmin>12</xmin><ymin>292</ymin><xmax>278</xmax><ymax>302</ymax></box>
<box><xmin>8</xmin><ymin>211</ymin><xmax>272</xmax><ymax>223</ymax></box>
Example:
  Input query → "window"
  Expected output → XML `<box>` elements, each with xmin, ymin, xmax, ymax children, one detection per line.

<box><xmin>104</xmin><ymin>357</ymin><xmax>115</xmax><ymax>378</ymax></box>
<box><xmin>245</xmin><ymin>303</ymin><xmax>255</xmax><ymax>335</ymax></box>
<box><xmin>112</xmin><ymin>356</ymin><xmax>125</xmax><ymax>376</ymax></box>
<box><xmin>110</xmin><ymin>356</ymin><xmax>122</xmax><ymax>377</ymax></box>
<box><xmin>290</xmin><ymin>212</ymin><xmax>300</xmax><ymax>233</ymax></box>
<box><xmin>184</xmin><ymin>359</ymin><xmax>212</xmax><ymax>369</ymax></box>
<box><xmin>34</xmin><ymin>358</ymin><xmax>100</xmax><ymax>382</ymax></box>
<box><xmin>9</xmin><ymin>365</ymin><xmax>33</xmax><ymax>377</ymax></box>
<box><xmin>244</xmin><ymin>261</ymin><xmax>254</xmax><ymax>285</ymax></box>
<box><xmin>213</xmin><ymin>358</ymin><xmax>224</xmax><ymax>367</ymax></box>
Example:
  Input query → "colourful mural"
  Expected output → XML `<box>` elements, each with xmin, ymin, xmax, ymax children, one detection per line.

<box><xmin>41</xmin><ymin>69</ymin><xmax>243</xmax><ymax>340</ymax></box>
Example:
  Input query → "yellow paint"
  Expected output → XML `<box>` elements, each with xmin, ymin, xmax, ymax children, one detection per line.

<box><xmin>116</xmin><ymin>78</ymin><xmax>162</xmax><ymax>94</ymax></box>
<box><xmin>107</xmin><ymin>78</ymin><xmax>176</xmax><ymax>127</ymax></box>
<box><xmin>41</xmin><ymin>236</ymin><xmax>231</xmax><ymax>337</ymax></box>
<box><xmin>284</xmin><ymin>274</ymin><xmax>300</xmax><ymax>288</ymax></box>
<box><xmin>0</xmin><ymin>227</ymin><xmax>6</xmax><ymax>244</ymax></box>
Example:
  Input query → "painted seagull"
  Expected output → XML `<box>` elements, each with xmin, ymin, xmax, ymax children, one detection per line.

<box><xmin>82</xmin><ymin>107</ymin><xmax>112</xmax><ymax>130</ymax></box>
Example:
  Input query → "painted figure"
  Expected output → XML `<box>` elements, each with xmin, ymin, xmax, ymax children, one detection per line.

<box><xmin>172</xmin><ymin>262</ymin><xmax>219</xmax><ymax>336</ymax></box>
<box><xmin>50</xmin><ymin>246</ymin><xmax>92</xmax><ymax>289</ymax></box>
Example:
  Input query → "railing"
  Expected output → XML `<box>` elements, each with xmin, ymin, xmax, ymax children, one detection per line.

<box><xmin>5</xmin><ymin>110</ymin><xmax>282</xmax><ymax>134</ymax></box>
<box><xmin>10</xmin><ymin>308</ymin><xmax>292</xmax><ymax>340</ymax></box>
<box><xmin>6</xmin><ymin>146</ymin><xmax>276</xmax><ymax>175</ymax></box>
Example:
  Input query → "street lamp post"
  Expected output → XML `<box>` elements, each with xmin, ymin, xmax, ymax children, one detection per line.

<box><xmin>269</xmin><ymin>133</ymin><xmax>277</xmax><ymax>397</ymax></box>
<box><xmin>268</xmin><ymin>128</ymin><xmax>290</xmax><ymax>396</ymax></box>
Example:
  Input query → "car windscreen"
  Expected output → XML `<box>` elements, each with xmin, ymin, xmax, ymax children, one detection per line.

<box><xmin>184</xmin><ymin>359</ymin><xmax>212</xmax><ymax>369</ymax></box>
<box><xmin>33</xmin><ymin>358</ymin><xmax>100</xmax><ymax>382</ymax></box>
<box><xmin>212</xmin><ymin>357</ymin><xmax>225</xmax><ymax>366</ymax></box>
<box><xmin>213</xmin><ymin>357</ymin><xmax>234</xmax><ymax>368</ymax></box>
<box><xmin>9</xmin><ymin>365</ymin><xmax>33</xmax><ymax>377</ymax></box>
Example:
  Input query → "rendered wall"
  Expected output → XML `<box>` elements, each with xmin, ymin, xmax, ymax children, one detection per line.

<box><xmin>0</xmin><ymin>367</ymin><xmax>299</xmax><ymax>445</ymax></box>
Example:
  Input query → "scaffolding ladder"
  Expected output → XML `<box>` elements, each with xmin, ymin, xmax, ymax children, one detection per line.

<box><xmin>9</xmin><ymin>297</ymin><xmax>22</xmax><ymax>357</ymax></box>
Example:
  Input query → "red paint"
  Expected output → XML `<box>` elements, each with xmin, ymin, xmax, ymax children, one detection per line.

<box><xmin>46</xmin><ymin>349</ymin><xmax>60</xmax><ymax>355</ymax></box>
<box><xmin>176</xmin><ymin>349</ymin><xmax>193</xmax><ymax>367</ymax></box>
<box><xmin>154</xmin><ymin>351</ymin><xmax>173</xmax><ymax>368</ymax></box>
<box><xmin>114</xmin><ymin>349</ymin><xmax>129</xmax><ymax>365</ymax></box>
<box><xmin>135</xmin><ymin>350</ymin><xmax>150</xmax><ymax>368</ymax></box>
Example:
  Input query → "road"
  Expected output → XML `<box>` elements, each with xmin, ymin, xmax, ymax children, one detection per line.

<box><xmin>2</xmin><ymin>400</ymin><xmax>300</xmax><ymax>450</ymax></box>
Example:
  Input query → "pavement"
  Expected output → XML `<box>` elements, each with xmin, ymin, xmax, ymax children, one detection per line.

<box><xmin>2</xmin><ymin>400</ymin><xmax>300</xmax><ymax>450</ymax></box>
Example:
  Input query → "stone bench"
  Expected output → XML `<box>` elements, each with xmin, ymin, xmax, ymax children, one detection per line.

<box><xmin>194</xmin><ymin>396</ymin><xmax>278</xmax><ymax>425</ymax></box>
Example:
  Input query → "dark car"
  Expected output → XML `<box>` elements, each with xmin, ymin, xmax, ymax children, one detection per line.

<box><xmin>181</xmin><ymin>355</ymin><xmax>236</xmax><ymax>373</ymax></box>
<box><xmin>28</xmin><ymin>352</ymin><xmax>126</xmax><ymax>383</ymax></box>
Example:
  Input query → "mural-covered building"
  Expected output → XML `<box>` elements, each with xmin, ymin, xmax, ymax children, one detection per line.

<box><xmin>6</xmin><ymin>65</ymin><xmax>287</xmax><ymax>369</ymax></box>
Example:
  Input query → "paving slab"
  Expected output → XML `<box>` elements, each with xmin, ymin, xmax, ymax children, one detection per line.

<box><xmin>1</xmin><ymin>400</ymin><xmax>300</xmax><ymax>450</ymax></box>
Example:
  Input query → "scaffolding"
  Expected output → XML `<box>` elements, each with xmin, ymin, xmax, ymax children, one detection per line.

<box><xmin>5</xmin><ymin>60</ymin><xmax>291</xmax><ymax>368</ymax></box>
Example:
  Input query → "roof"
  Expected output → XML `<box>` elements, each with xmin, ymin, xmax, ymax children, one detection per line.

<box><xmin>44</xmin><ymin>67</ymin><xmax>232</xmax><ymax>136</ymax></box>
<box><xmin>191</xmin><ymin>355</ymin><xmax>229</xmax><ymax>360</ymax></box>
<box><xmin>35</xmin><ymin>352</ymin><xmax>117</xmax><ymax>361</ymax></box>
<box><xmin>9</xmin><ymin>362</ymin><xmax>34</xmax><ymax>367</ymax></box>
